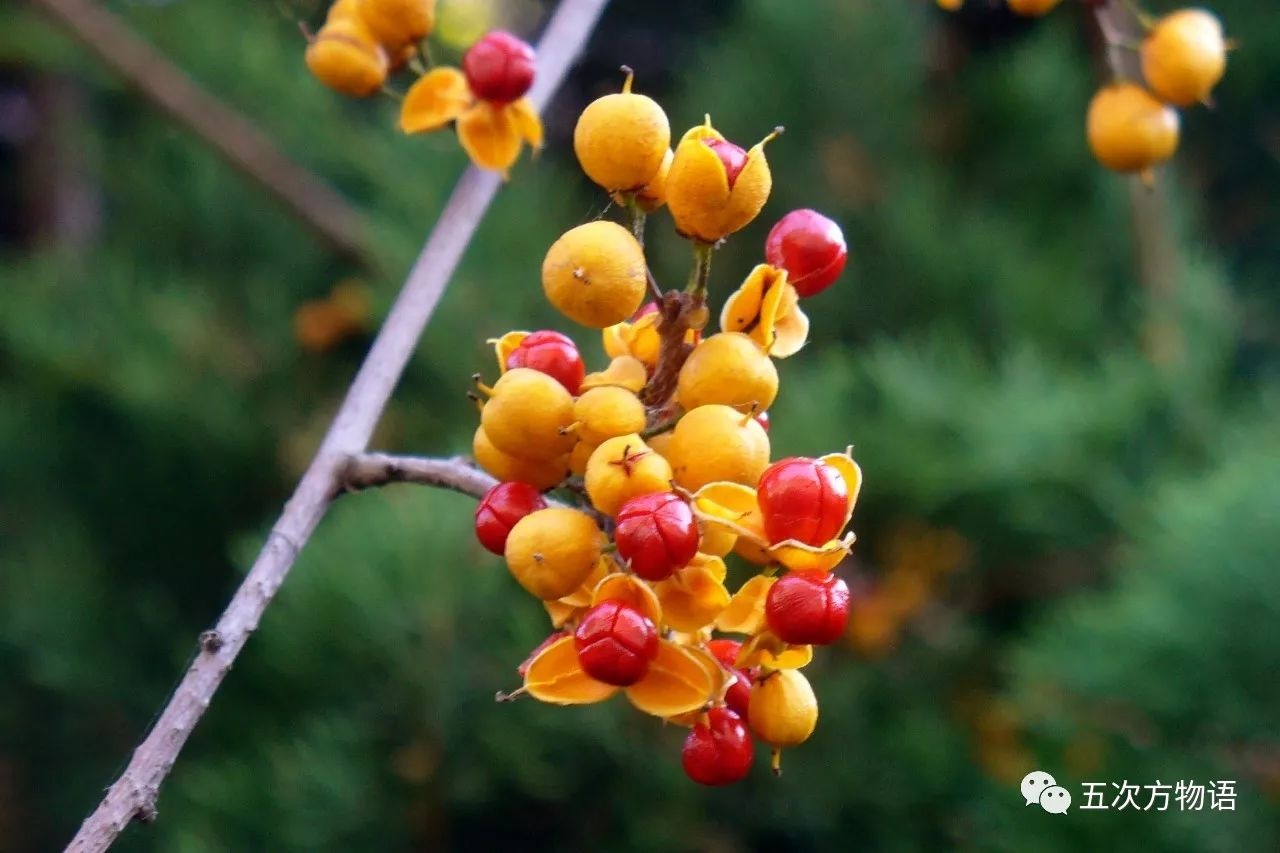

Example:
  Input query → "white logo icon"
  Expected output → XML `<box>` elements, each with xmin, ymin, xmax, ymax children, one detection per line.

<box><xmin>1021</xmin><ymin>770</ymin><xmax>1057</xmax><ymax>806</ymax></box>
<box><xmin>1040</xmin><ymin>784</ymin><xmax>1072</xmax><ymax>814</ymax></box>
<box><xmin>1022</xmin><ymin>770</ymin><xmax>1071</xmax><ymax>812</ymax></box>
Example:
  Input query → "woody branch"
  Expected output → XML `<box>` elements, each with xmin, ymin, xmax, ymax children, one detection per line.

<box><xmin>64</xmin><ymin>1</ymin><xmax>610</xmax><ymax>850</ymax></box>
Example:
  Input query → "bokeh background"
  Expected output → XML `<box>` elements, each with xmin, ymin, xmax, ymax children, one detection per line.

<box><xmin>3</xmin><ymin>0</ymin><xmax>1279</xmax><ymax>850</ymax></box>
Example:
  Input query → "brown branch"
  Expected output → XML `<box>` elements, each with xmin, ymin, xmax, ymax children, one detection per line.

<box><xmin>342</xmin><ymin>453</ymin><xmax>499</xmax><ymax>498</ymax></box>
<box><xmin>64</xmin><ymin>1</ymin><xmax>611</xmax><ymax>850</ymax></box>
<box><xmin>1092</xmin><ymin>2</ymin><xmax>1183</xmax><ymax>366</ymax></box>
<box><xmin>341</xmin><ymin>453</ymin><xmax>574</xmax><ymax>512</ymax></box>
<box><xmin>31</xmin><ymin>0</ymin><xmax>371</xmax><ymax>264</ymax></box>
<box><xmin>640</xmin><ymin>290</ymin><xmax>699</xmax><ymax>408</ymax></box>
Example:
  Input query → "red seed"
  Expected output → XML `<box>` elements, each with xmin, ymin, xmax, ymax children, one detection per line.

<box><xmin>474</xmin><ymin>482</ymin><xmax>547</xmax><ymax>555</ymax></box>
<box><xmin>462</xmin><ymin>30</ymin><xmax>536</xmax><ymax>104</ymax></box>
<box><xmin>756</xmin><ymin>457</ymin><xmax>848</xmax><ymax>546</ymax></box>
<box><xmin>765</xmin><ymin>209</ymin><xmax>848</xmax><ymax>298</ymax></box>
<box><xmin>614</xmin><ymin>492</ymin><xmax>699</xmax><ymax>581</ymax></box>
<box><xmin>704</xmin><ymin>138</ymin><xmax>749</xmax><ymax>187</ymax></box>
<box><xmin>505</xmin><ymin>330</ymin><xmax>585</xmax><ymax>396</ymax></box>
<box><xmin>705</xmin><ymin>639</ymin><xmax>752</xmax><ymax>717</ymax></box>
<box><xmin>682</xmin><ymin>707</ymin><xmax>755</xmax><ymax>786</ymax></box>
<box><xmin>574</xmin><ymin>601</ymin><xmax>659</xmax><ymax>686</ymax></box>
<box><xmin>765</xmin><ymin>571</ymin><xmax>851</xmax><ymax>645</ymax></box>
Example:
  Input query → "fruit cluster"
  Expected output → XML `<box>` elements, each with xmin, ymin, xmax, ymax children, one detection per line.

<box><xmin>937</xmin><ymin>1</ymin><xmax>1230</xmax><ymax>184</ymax></box>
<box><xmin>470</xmin><ymin>70</ymin><xmax>859</xmax><ymax>783</ymax></box>
<box><xmin>305</xmin><ymin>0</ymin><xmax>543</xmax><ymax>175</ymax></box>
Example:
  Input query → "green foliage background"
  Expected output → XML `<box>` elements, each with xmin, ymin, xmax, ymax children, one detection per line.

<box><xmin>2</xmin><ymin>0</ymin><xmax>1278</xmax><ymax>850</ymax></box>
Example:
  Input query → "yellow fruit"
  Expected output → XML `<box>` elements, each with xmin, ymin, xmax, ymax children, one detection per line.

<box><xmin>568</xmin><ymin>439</ymin><xmax>596</xmax><ymax>477</ymax></box>
<box><xmin>328</xmin><ymin>0</ymin><xmax>361</xmax><ymax>22</ymax></box>
<box><xmin>748</xmin><ymin>670</ymin><xmax>818</xmax><ymax>748</ymax></box>
<box><xmin>1086</xmin><ymin>83</ymin><xmax>1180</xmax><ymax>174</ymax></box>
<box><xmin>645</xmin><ymin>428</ymin><xmax>674</xmax><ymax>459</ymax></box>
<box><xmin>936</xmin><ymin>0</ymin><xmax>963</xmax><ymax>10</ymax></box>
<box><xmin>677</xmin><ymin>332</ymin><xmax>778</xmax><ymax>414</ymax></box>
<box><xmin>612</xmin><ymin>148</ymin><xmax>672</xmax><ymax>213</ymax></box>
<box><xmin>356</xmin><ymin>0</ymin><xmax>436</xmax><ymax>48</ymax></box>
<box><xmin>305</xmin><ymin>18</ymin><xmax>389</xmax><ymax>98</ymax></box>
<box><xmin>584</xmin><ymin>434</ymin><xmax>673</xmax><ymax>516</ymax></box>
<box><xmin>1006</xmin><ymin>0</ymin><xmax>1061</xmax><ymax>16</ymax></box>
<box><xmin>667</xmin><ymin>404</ymin><xmax>770</xmax><ymax>491</ymax></box>
<box><xmin>666</xmin><ymin>118</ymin><xmax>778</xmax><ymax>243</ymax></box>
<box><xmin>572</xmin><ymin>386</ymin><xmax>646</xmax><ymax>445</ymax></box>
<box><xmin>574</xmin><ymin>73</ymin><xmax>671</xmax><ymax>192</ymax></box>
<box><xmin>472</xmin><ymin>427</ymin><xmax>568</xmax><ymax>491</ymax></box>
<box><xmin>1141</xmin><ymin>9</ymin><xmax>1227</xmax><ymax>107</ymax></box>
<box><xmin>542</xmin><ymin>221</ymin><xmax>647</xmax><ymax>329</ymax></box>
<box><xmin>479</xmin><ymin>368</ymin><xmax>577</xmax><ymax>459</ymax></box>
<box><xmin>504</xmin><ymin>508</ymin><xmax>604</xmax><ymax>600</ymax></box>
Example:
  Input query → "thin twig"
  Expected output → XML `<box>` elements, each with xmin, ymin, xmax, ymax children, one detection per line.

<box><xmin>64</xmin><ymin>2</ymin><xmax>610</xmax><ymax>850</ymax></box>
<box><xmin>31</xmin><ymin>0</ymin><xmax>372</xmax><ymax>264</ymax></box>
<box><xmin>342</xmin><ymin>453</ymin><xmax>499</xmax><ymax>498</ymax></box>
<box><xmin>341</xmin><ymin>453</ymin><xmax>572</xmax><ymax>510</ymax></box>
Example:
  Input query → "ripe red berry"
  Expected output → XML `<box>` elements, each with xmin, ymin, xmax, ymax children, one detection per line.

<box><xmin>723</xmin><ymin>670</ymin><xmax>753</xmax><ymax>718</ymax></box>
<box><xmin>505</xmin><ymin>330</ymin><xmax>585</xmax><ymax>396</ymax></box>
<box><xmin>754</xmin><ymin>411</ymin><xmax>771</xmax><ymax>433</ymax></box>
<box><xmin>706</xmin><ymin>638</ymin><xmax>742</xmax><ymax>669</ymax></box>
<box><xmin>463</xmin><ymin>30</ymin><xmax>536</xmax><ymax>104</ymax></box>
<box><xmin>756</xmin><ymin>457</ymin><xmax>848</xmax><ymax>546</ymax></box>
<box><xmin>765</xmin><ymin>209</ymin><xmax>848</xmax><ymax>298</ymax></box>
<box><xmin>765</xmin><ymin>571</ymin><xmax>850</xmax><ymax>645</ymax></box>
<box><xmin>614</xmin><ymin>492</ymin><xmax>699</xmax><ymax>581</ymax></box>
<box><xmin>682</xmin><ymin>707</ymin><xmax>755</xmax><ymax>786</ymax></box>
<box><xmin>574</xmin><ymin>600</ymin><xmax>659</xmax><ymax>686</ymax></box>
<box><xmin>474</xmin><ymin>481</ymin><xmax>547</xmax><ymax>555</ymax></box>
<box><xmin>706</xmin><ymin>639</ymin><xmax>752</xmax><ymax>717</ymax></box>
<box><xmin>704</xmin><ymin>138</ymin><xmax>748</xmax><ymax>187</ymax></box>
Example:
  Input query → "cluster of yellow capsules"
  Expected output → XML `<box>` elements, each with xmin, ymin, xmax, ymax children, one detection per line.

<box><xmin>937</xmin><ymin>1</ymin><xmax>1230</xmax><ymax>184</ymax></box>
<box><xmin>464</xmin><ymin>70</ymin><xmax>864</xmax><ymax>782</ymax></box>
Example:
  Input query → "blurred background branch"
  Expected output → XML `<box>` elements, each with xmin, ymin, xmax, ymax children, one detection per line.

<box><xmin>1094</xmin><ymin>1</ymin><xmax>1184</xmax><ymax>366</ymax></box>
<box><xmin>29</xmin><ymin>0</ymin><xmax>372</xmax><ymax>264</ymax></box>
